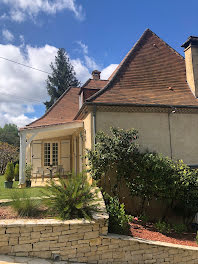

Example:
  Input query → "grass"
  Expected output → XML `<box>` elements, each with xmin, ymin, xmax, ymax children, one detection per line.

<box><xmin>0</xmin><ymin>175</ymin><xmax>45</xmax><ymax>200</ymax></box>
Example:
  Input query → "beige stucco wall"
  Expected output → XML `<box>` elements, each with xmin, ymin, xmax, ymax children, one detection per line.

<box><xmin>83</xmin><ymin>112</ymin><xmax>93</xmax><ymax>150</ymax></box>
<box><xmin>95</xmin><ymin>111</ymin><xmax>198</xmax><ymax>165</ymax></box>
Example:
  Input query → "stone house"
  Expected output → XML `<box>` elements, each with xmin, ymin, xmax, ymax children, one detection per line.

<box><xmin>19</xmin><ymin>28</ymin><xmax>198</xmax><ymax>183</ymax></box>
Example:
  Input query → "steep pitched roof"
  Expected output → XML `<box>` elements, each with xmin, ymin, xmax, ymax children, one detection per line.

<box><xmin>86</xmin><ymin>29</ymin><xmax>198</xmax><ymax>107</ymax></box>
<box><xmin>24</xmin><ymin>87</ymin><xmax>80</xmax><ymax>129</ymax></box>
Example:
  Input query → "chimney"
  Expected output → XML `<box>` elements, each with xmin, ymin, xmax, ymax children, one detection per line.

<box><xmin>182</xmin><ymin>36</ymin><xmax>198</xmax><ymax>97</ymax></box>
<box><xmin>92</xmin><ymin>70</ymin><xmax>101</xmax><ymax>80</ymax></box>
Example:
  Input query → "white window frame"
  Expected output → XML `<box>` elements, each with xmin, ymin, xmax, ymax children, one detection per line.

<box><xmin>43</xmin><ymin>141</ymin><xmax>59</xmax><ymax>167</ymax></box>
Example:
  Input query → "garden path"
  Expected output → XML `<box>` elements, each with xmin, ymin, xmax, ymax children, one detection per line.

<box><xmin>0</xmin><ymin>255</ymin><xmax>83</xmax><ymax>264</ymax></box>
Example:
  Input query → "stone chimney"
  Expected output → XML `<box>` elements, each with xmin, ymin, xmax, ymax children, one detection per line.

<box><xmin>92</xmin><ymin>70</ymin><xmax>101</xmax><ymax>80</ymax></box>
<box><xmin>182</xmin><ymin>36</ymin><xmax>198</xmax><ymax>97</ymax></box>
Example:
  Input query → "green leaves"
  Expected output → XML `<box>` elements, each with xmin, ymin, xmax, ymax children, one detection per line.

<box><xmin>88</xmin><ymin>127</ymin><xmax>198</xmax><ymax>224</ymax></box>
<box><xmin>103</xmin><ymin>192</ymin><xmax>132</xmax><ymax>235</ymax></box>
<box><xmin>4</xmin><ymin>162</ymin><xmax>14</xmax><ymax>182</ymax></box>
<box><xmin>44</xmin><ymin>173</ymin><xmax>100</xmax><ymax>220</ymax></box>
<box><xmin>44</xmin><ymin>48</ymin><xmax>80</xmax><ymax>110</ymax></box>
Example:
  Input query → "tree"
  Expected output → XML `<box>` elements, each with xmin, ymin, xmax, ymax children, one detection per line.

<box><xmin>44</xmin><ymin>48</ymin><xmax>80</xmax><ymax>110</ymax></box>
<box><xmin>0</xmin><ymin>124</ymin><xmax>19</xmax><ymax>147</ymax></box>
<box><xmin>0</xmin><ymin>142</ymin><xmax>18</xmax><ymax>174</ymax></box>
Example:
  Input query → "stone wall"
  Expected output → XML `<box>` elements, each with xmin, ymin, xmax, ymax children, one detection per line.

<box><xmin>0</xmin><ymin>217</ymin><xmax>198</xmax><ymax>263</ymax></box>
<box><xmin>0</xmin><ymin>193</ymin><xmax>198</xmax><ymax>264</ymax></box>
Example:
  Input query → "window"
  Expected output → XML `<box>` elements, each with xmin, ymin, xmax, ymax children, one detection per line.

<box><xmin>44</xmin><ymin>142</ymin><xmax>59</xmax><ymax>166</ymax></box>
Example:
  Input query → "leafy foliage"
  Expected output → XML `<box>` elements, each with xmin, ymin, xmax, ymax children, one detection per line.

<box><xmin>0</xmin><ymin>142</ymin><xmax>18</xmax><ymax>174</ymax></box>
<box><xmin>44</xmin><ymin>48</ymin><xmax>80</xmax><ymax>110</ymax></box>
<box><xmin>25</xmin><ymin>164</ymin><xmax>32</xmax><ymax>181</ymax></box>
<box><xmin>0</xmin><ymin>124</ymin><xmax>19</xmax><ymax>147</ymax></box>
<box><xmin>103</xmin><ymin>192</ymin><xmax>133</xmax><ymax>235</ymax></box>
<box><xmin>172</xmin><ymin>223</ymin><xmax>187</xmax><ymax>234</ymax></box>
<box><xmin>88</xmin><ymin>127</ymin><xmax>198</xmax><ymax>224</ymax></box>
<box><xmin>44</xmin><ymin>174</ymin><xmax>100</xmax><ymax>220</ymax></box>
<box><xmin>127</xmin><ymin>152</ymin><xmax>178</xmax><ymax>201</ymax></box>
<box><xmin>11</xmin><ymin>190</ymin><xmax>41</xmax><ymax>217</ymax></box>
<box><xmin>14</xmin><ymin>164</ymin><xmax>19</xmax><ymax>181</ymax></box>
<box><xmin>4</xmin><ymin>162</ymin><xmax>14</xmax><ymax>182</ymax></box>
<box><xmin>87</xmin><ymin>127</ymin><xmax>139</xmax><ymax>183</ymax></box>
<box><xmin>154</xmin><ymin>221</ymin><xmax>171</xmax><ymax>234</ymax></box>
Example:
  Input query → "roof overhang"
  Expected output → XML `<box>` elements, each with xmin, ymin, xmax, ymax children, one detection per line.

<box><xmin>20</xmin><ymin>121</ymin><xmax>83</xmax><ymax>136</ymax></box>
<box><xmin>75</xmin><ymin>102</ymin><xmax>198</xmax><ymax>120</ymax></box>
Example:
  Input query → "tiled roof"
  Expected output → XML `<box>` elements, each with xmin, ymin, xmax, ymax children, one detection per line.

<box><xmin>79</xmin><ymin>79</ymin><xmax>108</xmax><ymax>94</ymax></box>
<box><xmin>87</xmin><ymin>29</ymin><xmax>198</xmax><ymax>107</ymax></box>
<box><xmin>24</xmin><ymin>87</ymin><xmax>80</xmax><ymax>129</ymax></box>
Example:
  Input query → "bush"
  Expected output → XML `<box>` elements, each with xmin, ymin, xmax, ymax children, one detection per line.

<box><xmin>14</xmin><ymin>164</ymin><xmax>19</xmax><ymax>181</ymax></box>
<box><xmin>4</xmin><ymin>162</ymin><xmax>14</xmax><ymax>182</ymax></box>
<box><xmin>172</xmin><ymin>223</ymin><xmax>187</xmax><ymax>234</ymax></box>
<box><xmin>25</xmin><ymin>164</ymin><xmax>32</xmax><ymax>181</ymax></box>
<box><xmin>11</xmin><ymin>191</ymin><xmax>41</xmax><ymax>217</ymax></box>
<box><xmin>154</xmin><ymin>221</ymin><xmax>171</xmax><ymax>234</ymax></box>
<box><xmin>88</xmin><ymin>127</ymin><xmax>198</xmax><ymax>225</ymax></box>
<box><xmin>44</xmin><ymin>174</ymin><xmax>100</xmax><ymax>220</ymax></box>
<box><xmin>103</xmin><ymin>192</ymin><xmax>133</xmax><ymax>235</ymax></box>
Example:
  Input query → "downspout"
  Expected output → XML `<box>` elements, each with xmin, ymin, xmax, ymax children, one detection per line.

<box><xmin>93</xmin><ymin>105</ymin><xmax>96</xmax><ymax>149</ymax></box>
<box><xmin>168</xmin><ymin>108</ymin><xmax>175</xmax><ymax>160</ymax></box>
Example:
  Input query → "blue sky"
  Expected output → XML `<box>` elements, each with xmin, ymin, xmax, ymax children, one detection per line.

<box><xmin>0</xmin><ymin>0</ymin><xmax>197</xmax><ymax>127</ymax></box>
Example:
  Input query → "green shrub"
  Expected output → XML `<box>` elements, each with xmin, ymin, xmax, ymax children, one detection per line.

<box><xmin>172</xmin><ymin>223</ymin><xmax>187</xmax><ymax>234</ymax></box>
<box><xmin>88</xmin><ymin>127</ymin><xmax>198</xmax><ymax>224</ymax></box>
<box><xmin>14</xmin><ymin>164</ymin><xmax>19</xmax><ymax>181</ymax></box>
<box><xmin>44</xmin><ymin>174</ymin><xmax>100</xmax><ymax>220</ymax></box>
<box><xmin>11</xmin><ymin>191</ymin><xmax>41</xmax><ymax>217</ymax></box>
<box><xmin>139</xmin><ymin>214</ymin><xmax>150</xmax><ymax>225</ymax></box>
<box><xmin>4</xmin><ymin>162</ymin><xmax>14</xmax><ymax>182</ymax></box>
<box><xmin>103</xmin><ymin>192</ymin><xmax>133</xmax><ymax>235</ymax></box>
<box><xmin>25</xmin><ymin>164</ymin><xmax>32</xmax><ymax>181</ymax></box>
<box><xmin>154</xmin><ymin>221</ymin><xmax>171</xmax><ymax>234</ymax></box>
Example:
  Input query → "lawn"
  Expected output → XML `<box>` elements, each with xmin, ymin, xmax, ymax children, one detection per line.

<box><xmin>0</xmin><ymin>175</ymin><xmax>45</xmax><ymax>200</ymax></box>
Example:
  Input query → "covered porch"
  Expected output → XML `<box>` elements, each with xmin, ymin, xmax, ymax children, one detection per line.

<box><xmin>19</xmin><ymin>121</ymin><xmax>84</xmax><ymax>185</ymax></box>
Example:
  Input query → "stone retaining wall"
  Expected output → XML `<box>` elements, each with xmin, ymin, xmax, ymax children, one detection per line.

<box><xmin>0</xmin><ymin>192</ymin><xmax>198</xmax><ymax>264</ymax></box>
<box><xmin>0</xmin><ymin>218</ymin><xmax>198</xmax><ymax>263</ymax></box>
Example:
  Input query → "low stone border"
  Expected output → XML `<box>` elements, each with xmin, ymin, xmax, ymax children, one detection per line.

<box><xmin>0</xmin><ymin>191</ymin><xmax>198</xmax><ymax>263</ymax></box>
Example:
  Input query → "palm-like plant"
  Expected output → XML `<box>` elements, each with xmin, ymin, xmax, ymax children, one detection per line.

<box><xmin>44</xmin><ymin>174</ymin><xmax>100</xmax><ymax>220</ymax></box>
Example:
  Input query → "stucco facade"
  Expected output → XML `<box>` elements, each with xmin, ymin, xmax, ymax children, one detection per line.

<box><xmin>93</xmin><ymin>109</ymin><xmax>198</xmax><ymax>165</ymax></box>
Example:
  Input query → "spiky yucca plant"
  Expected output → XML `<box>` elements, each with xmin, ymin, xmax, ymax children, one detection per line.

<box><xmin>44</xmin><ymin>174</ymin><xmax>100</xmax><ymax>220</ymax></box>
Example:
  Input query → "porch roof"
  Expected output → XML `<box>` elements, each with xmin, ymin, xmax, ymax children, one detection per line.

<box><xmin>21</xmin><ymin>87</ymin><xmax>80</xmax><ymax>130</ymax></box>
<box><xmin>21</xmin><ymin>120</ymin><xmax>83</xmax><ymax>141</ymax></box>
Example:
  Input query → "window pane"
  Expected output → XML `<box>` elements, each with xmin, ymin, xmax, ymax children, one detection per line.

<box><xmin>52</xmin><ymin>143</ymin><xmax>58</xmax><ymax>166</ymax></box>
<box><xmin>44</xmin><ymin>143</ymin><xmax>51</xmax><ymax>166</ymax></box>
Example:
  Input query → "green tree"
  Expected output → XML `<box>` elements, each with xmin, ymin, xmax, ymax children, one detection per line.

<box><xmin>0</xmin><ymin>124</ymin><xmax>19</xmax><ymax>147</ymax></box>
<box><xmin>0</xmin><ymin>142</ymin><xmax>18</xmax><ymax>174</ymax></box>
<box><xmin>4</xmin><ymin>162</ymin><xmax>14</xmax><ymax>182</ymax></box>
<box><xmin>44</xmin><ymin>48</ymin><xmax>80</xmax><ymax>110</ymax></box>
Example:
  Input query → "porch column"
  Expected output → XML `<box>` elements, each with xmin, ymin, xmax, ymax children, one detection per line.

<box><xmin>19</xmin><ymin>131</ymin><xmax>26</xmax><ymax>184</ymax></box>
<box><xmin>79</xmin><ymin>133</ymin><xmax>83</xmax><ymax>173</ymax></box>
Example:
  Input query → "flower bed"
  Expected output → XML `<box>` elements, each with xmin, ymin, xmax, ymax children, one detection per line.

<box><xmin>130</xmin><ymin>220</ymin><xmax>197</xmax><ymax>247</ymax></box>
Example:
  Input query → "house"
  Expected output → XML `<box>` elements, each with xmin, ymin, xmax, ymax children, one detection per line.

<box><xmin>19</xmin><ymin>28</ymin><xmax>198</xmax><ymax>183</ymax></box>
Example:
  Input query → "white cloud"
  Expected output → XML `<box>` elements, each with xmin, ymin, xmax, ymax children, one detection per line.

<box><xmin>1</xmin><ymin>0</ymin><xmax>84</xmax><ymax>22</ymax></box>
<box><xmin>76</xmin><ymin>41</ymin><xmax>88</xmax><ymax>54</ymax></box>
<box><xmin>101</xmin><ymin>64</ymin><xmax>119</xmax><ymax>80</ymax></box>
<box><xmin>84</xmin><ymin>55</ymin><xmax>100</xmax><ymax>71</ymax></box>
<box><xmin>2</xmin><ymin>29</ymin><xmax>14</xmax><ymax>42</ymax></box>
<box><xmin>0</xmin><ymin>41</ymin><xmax>117</xmax><ymax>128</ymax></box>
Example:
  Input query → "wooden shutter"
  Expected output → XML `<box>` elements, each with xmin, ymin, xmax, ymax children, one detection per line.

<box><xmin>60</xmin><ymin>140</ymin><xmax>70</xmax><ymax>172</ymax></box>
<box><xmin>31</xmin><ymin>141</ymin><xmax>42</xmax><ymax>173</ymax></box>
